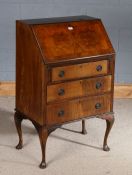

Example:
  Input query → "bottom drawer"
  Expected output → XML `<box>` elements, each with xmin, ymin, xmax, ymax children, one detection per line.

<box><xmin>46</xmin><ymin>94</ymin><xmax>111</xmax><ymax>126</ymax></box>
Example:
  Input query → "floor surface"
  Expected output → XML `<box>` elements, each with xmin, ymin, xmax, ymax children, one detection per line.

<box><xmin>0</xmin><ymin>97</ymin><xmax>132</xmax><ymax>175</ymax></box>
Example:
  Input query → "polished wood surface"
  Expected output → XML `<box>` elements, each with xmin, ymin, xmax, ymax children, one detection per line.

<box><xmin>32</xmin><ymin>20</ymin><xmax>114</xmax><ymax>64</ymax></box>
<box><xmin>16</xmin><ymin>21</ymin><xmax>47</xmax><ymax>125</ymax></box>
<box><xmin>1</xmin><ymin>82</ymin><xmax>131</xmax><ymax>99</ymax></box>
<box><xmin>51</xmin><ymin>60</ymin><xmax>109</xmax><ymax>82</ymax></box>
<box><xmin>15</xmin><ymin>16</ymin><xmax>115</xmax><ymax>169</ymax></box>
<box><xmin>47</xmin><ymin>75</ymin><xmax>112</xmax><ymax>103</ymax></box>
<box><xmin>47</xmin><ymin>94</ymin><xmax>111</xmax><ymax>125</ymax></box>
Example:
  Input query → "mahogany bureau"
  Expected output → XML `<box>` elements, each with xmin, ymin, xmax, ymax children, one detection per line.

<box><xmin>14</xmin><ymin>16</ymin><xmax>115</xmax><ymax>169</ymax></box>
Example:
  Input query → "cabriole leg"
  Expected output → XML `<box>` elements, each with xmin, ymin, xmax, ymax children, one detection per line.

<box><xmin>102</xmin><ymin>113</ymin><xmax>115</xmax><ymax>151</ymax></box>
<box><xmin>82</xmin><ymin>119</ymin><xmax>87</xmax><ymax>135</ymax></box>
<box><xmin>14</xmin><ymin>111</ymin><xmax>24</xmax><ymax>149</ymax></box>
<box><xmin>32</xmin><ymin>122</ymin><xmax>48</xmax><ymax>169</ymax></box>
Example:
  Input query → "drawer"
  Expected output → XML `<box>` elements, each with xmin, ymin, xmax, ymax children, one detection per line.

<box><xmin>46</xmin><ymin>94</ymin><xmax>111</xmax><ymax>126</ymax></box>
<box><xmin>51</xmin><ymin>60</ymin><xmax>109</xmax><ymax>82</ymax></box>
<box><xmin>47</xmin><ymin>75</ymin><xmax>111</xmax><ymax>103</ymax></box>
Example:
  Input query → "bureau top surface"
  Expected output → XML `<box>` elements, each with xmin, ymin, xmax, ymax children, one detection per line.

<box><xmin>19</xmin><ymin>16</ymin><xmax>115</xmax><ymax>64</ymax></box>
<box><xmin>20</xmin><ymin>15</ymin><xmax>96</xmax><ymax>24</ymax></box>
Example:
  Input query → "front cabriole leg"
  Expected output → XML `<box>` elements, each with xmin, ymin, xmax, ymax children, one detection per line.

<box><xmin>14</xmin><ymin>110</ymin><xmax>24</xmax><ymax>149</ymax></box>
<box><xmin>100</xmin><ymin>113</ymin><xmax>115</xmax><ymax>151</ymax></box>
<box><xmin>32</xmin><ymin>122</ymin><xmax>48</xmax><ymax>169</ymax></box>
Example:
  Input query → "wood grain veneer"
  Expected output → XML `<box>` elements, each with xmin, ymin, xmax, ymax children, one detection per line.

<box><xmin>14</xmin><ymin>16</ymin><xmax>115</xmax><ymax>169</ymax></box>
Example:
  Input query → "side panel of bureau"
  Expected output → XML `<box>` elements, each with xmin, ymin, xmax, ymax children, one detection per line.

<box><xmin>16</xmin><ymin>21</ymin><xmax>46</xmax><ymax>125</ymax></box>
<box><xmin>46</xmin><ymin>94</ymin><xmax>111</xmax><ymax>126</ymax></box>
<box><xmin>109</xmin><ymin>55</ymin><xmax>115</xmax><ymax>111</ymax></box>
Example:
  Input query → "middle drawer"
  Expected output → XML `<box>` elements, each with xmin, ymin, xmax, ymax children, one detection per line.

<box><xmin>47</xmin><ymin>75</ymin><xmax>111</xmax><ymax>103</ymax></box>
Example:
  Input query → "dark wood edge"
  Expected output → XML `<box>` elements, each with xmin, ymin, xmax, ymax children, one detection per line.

<box><xmin>44</xmin><ymin>53</ymin><xmax>115</xmax><ymax>66</ymax></box>
<box><xmin>110</xmin><ymin>55</ymin><xmax>115</xmax><ymax>111</ymax></box>
<box><xmin>16</xmin><ymin>15</ymin><xmax>98</xmax><ymax>25</ymax></box>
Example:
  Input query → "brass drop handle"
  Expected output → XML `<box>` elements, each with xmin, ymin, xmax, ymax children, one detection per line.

<box><xmin>95</xmin><ymin>103</ymin><xmax>102</xmax><ymax>109</ymax></box>
<box><xmin>58</xmin><ymin>110</ymin><xmax>65</xmax><ymax>117</ymax></box>
<box><xmin>96</xmin><ymin>82</ymin><xmax>102</xmax><ymax>89</ymax></box>
<box><xmin>96</xmin><ymin>65</ymin><xmax>102</xmax><ymax>72</ymax></box>
<box><xmin>58</xmin><ymin>88</ymin><xmax>65</xmax><ymax>96</ymax></box>
<box><xmin>58</xmin><ymin>70</ymin><xmax>65</xmax><ymax>78</ymax></box>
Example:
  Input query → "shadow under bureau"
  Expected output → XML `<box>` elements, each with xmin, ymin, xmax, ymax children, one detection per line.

<box><xmin>14</xmin><ymin>15</ymin><xmax>115</xmax><ymax>169</ymax></box>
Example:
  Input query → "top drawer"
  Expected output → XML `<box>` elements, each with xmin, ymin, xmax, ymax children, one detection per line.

<box><xmin>51</xmin><ymin>60</ymin><xmax>109</xmax><ymax>82</ymax></box>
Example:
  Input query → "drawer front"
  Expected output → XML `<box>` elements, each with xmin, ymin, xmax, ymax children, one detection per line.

<box><xmin>46</xmin><ymin>94</ymin><xmax>111</xmax><ymax>126</ymax></box>
<box><xmin>51</xmin><ymin>60</ymin><xmax>109</xmax><ymax>82</ymax></box>
<box><xmin>47</xmin><ymin>75</ymin><xmax>111</xmax><ymax>103</ymax></box>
